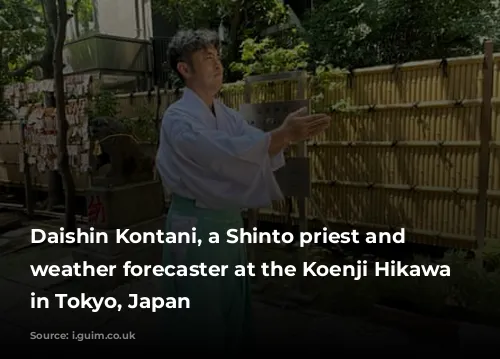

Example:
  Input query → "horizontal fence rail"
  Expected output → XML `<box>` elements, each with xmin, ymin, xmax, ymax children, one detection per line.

<box><xmin>2</xmin><ymin>46</ymin><xmax>500</xmax><ymax>250</ymax></box>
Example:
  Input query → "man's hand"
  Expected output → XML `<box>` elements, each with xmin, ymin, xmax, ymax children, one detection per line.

<box><xmin>280</xmin><ymin>107</ymin><xmax>330</xmax><ymax>143</ymax></box>
<box><xmin>268</xmin><ymin>107</ymin><xmax>330</xmax><ymax>156</ymax></box>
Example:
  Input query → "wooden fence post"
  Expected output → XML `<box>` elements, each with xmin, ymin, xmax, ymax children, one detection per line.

<box><xmin>475</xmin><ymin>40</ymin><xmax>494</xmax><ymax>256</ymax></box>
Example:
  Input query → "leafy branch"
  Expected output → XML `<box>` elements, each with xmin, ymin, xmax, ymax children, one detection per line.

<box><xmin>229</xmin><ymin>37</ymin><xmax>309</xmax><ymax>76</ymax></box>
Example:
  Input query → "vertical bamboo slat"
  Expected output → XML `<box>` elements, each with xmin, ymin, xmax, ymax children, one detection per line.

<box><xmin>3</xmin><ymin>51</ymin><xmax>500</xmax><ymax>248</ymax></box>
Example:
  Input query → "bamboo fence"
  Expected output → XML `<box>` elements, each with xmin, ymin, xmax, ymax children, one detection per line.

<box><xmin>1</xmin><ymin>44</ymin><xmax>499</xmax><ymax>249</ymax></box>
<box><xmin>114</xmin><ymin>44</ymin><xmax>499</xmax><ymax>250</ymax></box>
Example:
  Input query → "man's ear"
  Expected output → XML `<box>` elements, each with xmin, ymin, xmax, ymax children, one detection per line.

<box><xmin>177</xmin><ymin>62</ymin><xmax>190</xmax><ymax>79</ymax></box>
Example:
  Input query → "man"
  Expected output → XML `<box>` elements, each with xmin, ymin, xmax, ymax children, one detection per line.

<box><xmin>155</xmin><ymin>29</ymin><xmax>330</xmax><ymax>351</ymax></box>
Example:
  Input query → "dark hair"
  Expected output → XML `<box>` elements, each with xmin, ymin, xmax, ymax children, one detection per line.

<box><xmin>167</xmin><ymin>29</ymin><xmax>220</xmax><ymax>82</ymax></box>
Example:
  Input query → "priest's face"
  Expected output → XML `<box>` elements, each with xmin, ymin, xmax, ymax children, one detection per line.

<box><xmin>182</xmin><ymin>45</ymin><xmax>223</xmax><ymax>95</ymax></box>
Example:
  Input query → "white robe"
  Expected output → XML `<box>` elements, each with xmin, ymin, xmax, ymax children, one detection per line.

<box><xmin>156</xmin><ymin>87</ymin><xmax>285</xmax><ymax>210</ymax></box>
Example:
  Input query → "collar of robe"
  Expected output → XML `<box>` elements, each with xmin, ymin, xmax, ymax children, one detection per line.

<box><xmin>182</xmin><ymin>87</ymin><xmax>222</xmax><ymax>129</ymax></box>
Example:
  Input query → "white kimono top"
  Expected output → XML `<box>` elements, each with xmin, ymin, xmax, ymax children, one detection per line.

<box><xmin>156</xmin><ymin>87</ymin><xmax>285</xmax><ymax>210</ymax></box>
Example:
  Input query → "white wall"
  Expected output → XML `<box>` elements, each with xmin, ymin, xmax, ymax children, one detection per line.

<box><xmin>96</xmin><ymin>0</ymin><xmax>152</xmax><ymax>39</ymax></box>
<box><xmin>67</xmin><ymin>0</ymin><xmax>153</xmax><ymax>41</ymax></box>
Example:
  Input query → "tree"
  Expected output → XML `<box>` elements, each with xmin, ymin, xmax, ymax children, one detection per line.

<box><xmin>8</xmin><ymin>1</ymin><xmax>61</xmax><ymax>211</ymax></box>
<box><xmin>53</xmin><ymin>0</ymin><xmax>76</xmax><ymax>232</ymax></box>
<box><xmin>303</xmin><ymin>0</ymin><xmax>500</xmax><ymax>69</ymax></box>
<box><xmin>230</xmin><ymin>36</ymin><xmax>309</xmax><ymax>76</ymax></box>
<box><xmin>67</xmin><ymin>0</ymin><xmax>95</xmax><ymax>40</ymax></box>
<box><xmin>1</xmin><ymin>0</ymin><xmax>45</xmax><ymax>216</ymax></box>
<box><xmin>153</xmin><ymin>0</ymin><xmax>290</xmax><ymax>81</ymax></box>
<box><xmin>0</xmin><ymin>0</ymin><xmax>45</xmax><ymax>105</ymax></box>
<box><xmin>7</xmin><ymin>0</ymin><xmax>77</xmax><ymax>231</ymax></box>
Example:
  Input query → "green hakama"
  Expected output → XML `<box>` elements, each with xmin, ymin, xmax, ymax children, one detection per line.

<box><xmin>161</xmin><ymin>194</ymin><xmax>255</xmax><ymax>351</ymax></box>
<box><xmin>155</xmin><ymin>88</ymin><xmax>285</xmax><ymax>352</ymax></box>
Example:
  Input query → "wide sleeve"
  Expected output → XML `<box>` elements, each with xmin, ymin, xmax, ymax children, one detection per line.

<box><xmin>232</xmin><ymin>110</ymin><xmax>286</xmax><ymax>171</ymax></box>
<box><xmin>164</xmin><ymin>109</ymin><xmax>284</xmax><ymax>209</ymax></box>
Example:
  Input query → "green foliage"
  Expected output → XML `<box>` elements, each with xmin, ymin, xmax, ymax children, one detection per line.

<box><xmin>477</xmin><ymin>240</ymin><xmax>500</xmax><ymax>271</ymax></box>
<box><xmin>85</xmin><ymin>91</ymin><xmax>119</xmax><ymax>120</ymax></box>
<box><xmin>220</xmin><ymin>81</ymin><xmax>245</xmax><ymax>93</ymax></box>
<box><xmin>153</xmin><ymin>0</ymin><xmax>288</xmax><ymax>31</ymax></box>
<box><xmin>152</xmin><ymin>0</ymin><xmax>223</xmax><ymax>29</ymax></box>
<box><xmin>85</xmin><ymin>90</ymin><xmax>158</xmax><ymax>144</ymax></box>
<box><xmin>0</xmin><ymin>0</ymin><xmax>45</xmax><ymax>84</ymax></box>
<box><xmin>0</xmin><ymin>0</ymin><xmax>45</xmax><ymax>118</ymax></box>
<box><xmin>153</xmin><ymin>0</ymin><xmax>291</xmax><ymax>81</ymax></box>
<box><xmin>376</xmin><ymin>255</ymin><xmax>451</xmax><ymax>314</ymax></box>
<box><xmin>438</xmin><ymin>251</ymin><xmax>500</xmax><ymax>315</ymax></box>
<box><xmin>374</xmin><ymin>250</ymin><xmax>500</xmax><ymax>317</ymax></box>
<box><xmin>1</xmin><ymin>0</ymin><xmax>95</xmax><ymax>84</ymax></box>
<box><xmin>309</xmin><ymin>64</ymin><xmax>351</xmax><ymax>112</ymax></box>
<box><xmin>229</xmin><ymin>37</ymin><xmax>309</xmax><ymax>76</ymax></box>
<box><xmin>70</xmin><ymin>0</ymin><xmax>95</xmax><ymax>37</ymax></box>
<box><xmin>0</xmin><ymin>100</ymin><xmax>16</xmax><ymax>120</ymax></box>
<box><xmin>310</xmin><ymin>247</ymin><xmax>500</xmax><ymax>319</ymax></box>
<box><xmin>303</xmin><ymin>0</ymin><xmax>500</xmax><ymax>68</ymax></box>
<box><xmin>121</xmin><ymin>106</ymin><xmax>158</xmax><ymax>144</ymax></box>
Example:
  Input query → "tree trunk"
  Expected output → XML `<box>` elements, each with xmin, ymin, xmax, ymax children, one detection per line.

<box><xmin>6</xmin><ymin>0</ymin><xmax>65</xmax><ymax>212</ymax></box>
<box><xmin>20</xmin><ymin>118</ymin><xmax>35</xmax><ymax>218</ymax></box>
<box><xmin>42</xmin><ymin>0</ymin><xmax>65</xmax><ymax>211</ymax></box>
<box><xmin>226</xmin><ymin>1</ymin><xmax>243</xmax><ymax>82</ymax></box>
<box><xmin>53</xmin><ymin>0</ymin><xmax>76</xmax><ymax>232</ymax></box>
<box><xmin>45</xmin><ymin>89</ymin><xmax>64</xmax><ymax>211</ymax></box>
